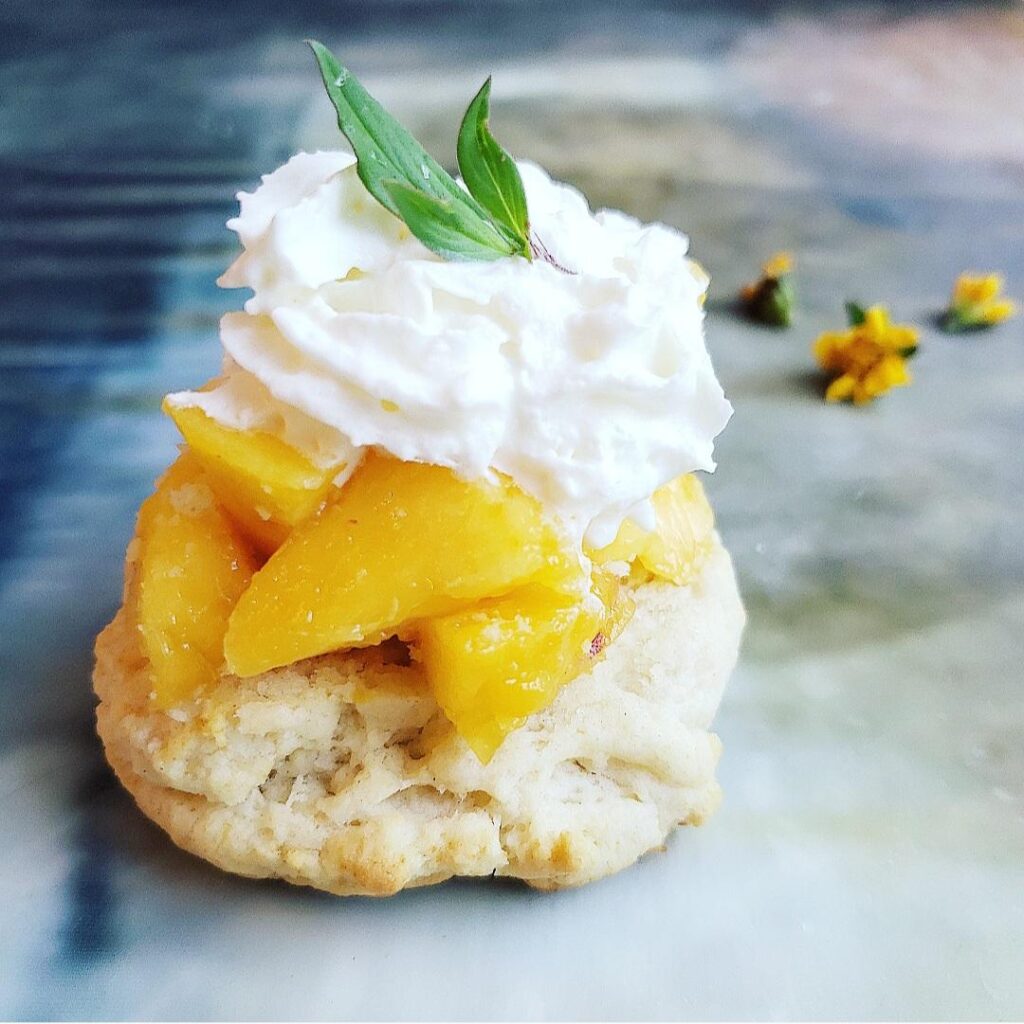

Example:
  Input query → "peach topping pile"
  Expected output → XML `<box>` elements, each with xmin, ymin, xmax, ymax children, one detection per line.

<box><xmin>130</xmin><ymin>395</ymin><xmax>715</xmax><ymax>760</ymax></box>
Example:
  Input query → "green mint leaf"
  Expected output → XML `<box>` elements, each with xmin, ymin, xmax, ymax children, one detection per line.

<box><xmin>457</xmin><ymin>77</ymin><xmax>530</xmax><ymax>253</ymax></box>
<box><xmin>307</xmin><ymin>40</ymin><xmax>515</xmax><ymax>259</ymax></box>
<box><xmin>845</xmin><ymin>300</ymin><xmax>867</xmax><ymax>326</ymax></box>
<box><xmin>383</xmin><ymin>180</ymin><xmax>519</xmax><ymax>261</ymax></box>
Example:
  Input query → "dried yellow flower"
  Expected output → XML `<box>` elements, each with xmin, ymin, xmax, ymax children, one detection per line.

<box><xmin>944</xmin><ymin>272</ymin><xmax>1016</xmax><ymax>331</ymax></box>
<box><xmin>813</xmin><ymin>304</ymin><xmax>918</xmax><ymax>406</ymax></box>
<box><xmin>761</xmin><ymin>251</ymin><xmax>794</xmax><ymax>279</ymax></box>
<box><xmin>740</xmin><ymin>251</ymin><xmax>795</xmax><ymax>327</ymax></box>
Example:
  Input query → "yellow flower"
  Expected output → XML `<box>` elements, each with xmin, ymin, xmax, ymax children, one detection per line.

<box><xmin>945</xmin><ymin>272</ymin><xmax>1016</xmax><ymax>330</ymax></box>
<box><xmin>761</xmin><ymin>251</ymin><xmax>793</xmax><ymax>279</ymax></box>
<box><xmin>740</xmin><ymin>251</ymin><xmax>795</xmax><ymax>326</ymax></box>
<box><xmin>813</xmin><ymin>304</ymin><xmax>918</xmax><ymax>406</ymax></box>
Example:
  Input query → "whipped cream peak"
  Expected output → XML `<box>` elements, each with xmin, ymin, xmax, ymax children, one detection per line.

<box><xmin>175</xmin><ymin>149</ymin><xmax>732</xmax><ymax>543</ymax></box>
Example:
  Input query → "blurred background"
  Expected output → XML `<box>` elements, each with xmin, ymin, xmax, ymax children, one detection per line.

<box><xmin>2</xmin><ymin>0</ymin><xmax>1022</xmax><ymax>1019</ymax></box>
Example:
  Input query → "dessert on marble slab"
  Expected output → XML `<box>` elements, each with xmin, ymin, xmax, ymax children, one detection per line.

<box><xmin>92</xmin><ymin>42</ymin><xmax>744</xmax><ymax>895</ymax></box>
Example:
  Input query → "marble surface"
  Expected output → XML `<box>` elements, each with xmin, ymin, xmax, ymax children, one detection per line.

<box><xmin>1</xmin><ymin>1</ymin><xmax>1022</xmax><ymax>1018</ymax></box>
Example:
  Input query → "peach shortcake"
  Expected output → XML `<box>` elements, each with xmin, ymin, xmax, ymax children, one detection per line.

<box><xmin>93</xmin><ymin>44</ymin><xmax>744</xmax><ymax>895</ymax></box>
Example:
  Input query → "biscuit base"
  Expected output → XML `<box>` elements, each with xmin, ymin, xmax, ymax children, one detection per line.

<box><xmin>94</xmin><ymin>538</ymin><xmax>744</xmax><ymax>895</ymax></box>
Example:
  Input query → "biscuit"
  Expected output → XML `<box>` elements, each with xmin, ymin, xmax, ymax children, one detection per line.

<box><xmin>94</xmin><ymin>537</ymin><xmax>744</xmax><ymax>895</ymax></box>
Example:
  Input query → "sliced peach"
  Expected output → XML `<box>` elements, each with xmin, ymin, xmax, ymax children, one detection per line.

<box><xmin>639</xmin><ymin>473</ymin><xmax>715</xmax><ymax>583</ymax></box>
<box><xmin>589</xmin><ymin>568</ymin><xmax>637</xmax><ymax>651</ymax></box>
<box><xmin>136</xmin><ymin>454</ymin><xmax>257</xmax><ymax>707</ymax></box>
<box><xmin>164</xmin><ymin>399</ymin><xmax>349</xmax><ymax>554</ymax></box>
<box><xmin>587</xmin><ymin>473</ymin><xmax>715</xmax><ymax>584</ymax></box>
<box><xmin>224</xmin><ymin>454</ymin><xmax>578</xmax><ymax>678</ymax></box>
<box><xmin>414</xmin><ymin>584</ymin><xmax>608</xmax><ymax>762</ymax></box>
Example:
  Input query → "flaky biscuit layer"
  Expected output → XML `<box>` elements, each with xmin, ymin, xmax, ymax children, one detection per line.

<box><xmin>94</xmin><ymin>538</ymin><xmax>744</xmax><ymax>895</ymax></box>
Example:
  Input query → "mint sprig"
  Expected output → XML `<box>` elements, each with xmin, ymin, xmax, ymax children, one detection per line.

<box><xmin>457</xmin><ymin>77</ymin><xmax>530</xmax><ymax>244</ymax></box>
<box><xmin>309</xmin><ymin>40</ymin><xmax>535</xmax><ymax>263</ymax></box>
<box><xmin>384</xmin><ymin>180</ymin><xmax>519</xmax><ymax>262</ymax></box>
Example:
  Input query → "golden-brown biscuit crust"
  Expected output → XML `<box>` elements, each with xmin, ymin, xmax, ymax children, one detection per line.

<box><xmin>94</xmin><ymin>538</ymin><xmax>744</xmax><ymax>895</ymax></box>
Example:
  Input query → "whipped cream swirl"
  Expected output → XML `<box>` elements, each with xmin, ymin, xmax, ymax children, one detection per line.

<box><xmin>168</xmin><ymin>150</ymin><xmax>732</xmax><ymax>544</ymax></box>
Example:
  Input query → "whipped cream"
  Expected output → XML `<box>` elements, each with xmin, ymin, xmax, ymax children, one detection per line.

<box><xmin>167</xmin><ymin>150</ymin><xmax>732</xmax><ymax>544</ymax></box>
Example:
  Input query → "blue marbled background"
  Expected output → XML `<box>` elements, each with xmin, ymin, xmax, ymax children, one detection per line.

<box><xmin>2</xmin><ymin>0</ymin><xmax>1022</xmax><ymax>1018</ymax></box>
